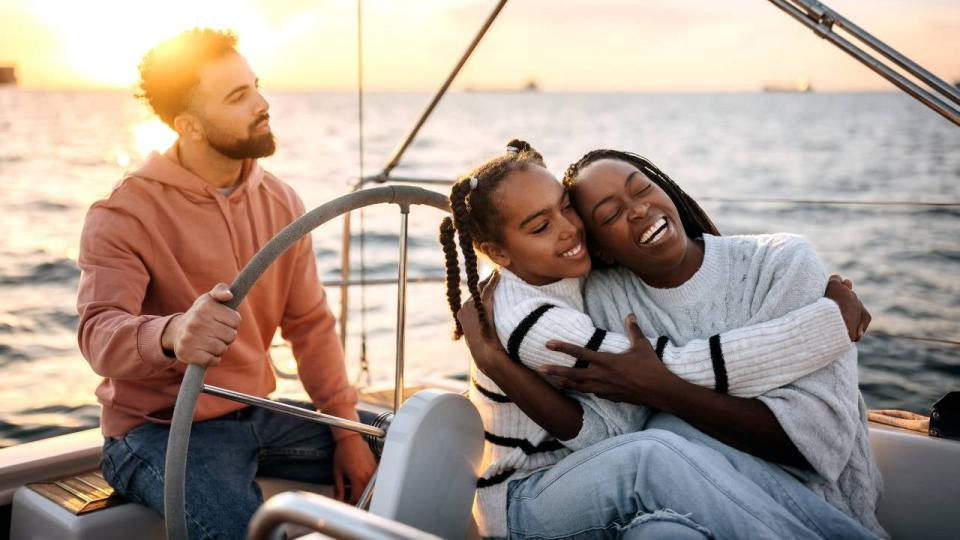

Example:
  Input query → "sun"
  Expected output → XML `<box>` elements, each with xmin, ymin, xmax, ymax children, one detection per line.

<box><xmin>23</xmin><ymin>0</ymin><xmax>275</xmax><ymax>88</ymax></box>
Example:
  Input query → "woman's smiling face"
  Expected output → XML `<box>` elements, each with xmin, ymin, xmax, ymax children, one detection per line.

<box><xmin>570</xmin><ymin>159</ymin><xmax>693</xmax><ymax>282</ymax></box>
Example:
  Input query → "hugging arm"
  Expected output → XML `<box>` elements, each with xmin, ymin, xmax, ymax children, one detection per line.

<box><xmin>510</xmin><ymin>297</ymin><xmax>852</xmax><ymax>399</ymax></box>
<box><xmin>545</xmin><ymin>316</ymin><xmax>813</xmax><ymax>467</ymax></box>
<box><xmin>458</xmin><ymin>273</ymin><xmax>585</xmax><ymax>440</ymax></box>
<box><xmin>461</xmin><ymin>271</ymin><xmax>862</xmax><ymax>458</ymax></box>
<box><xmin>550</xmin><ymin>236</ymin><xmax>871</xmax><ymax>467</ymax></box>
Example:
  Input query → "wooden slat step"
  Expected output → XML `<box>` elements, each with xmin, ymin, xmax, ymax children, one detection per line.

<box><xmin>28</xmin><ymin>470</ymin><xmax>126</xmax><ymax>515</ymax></box>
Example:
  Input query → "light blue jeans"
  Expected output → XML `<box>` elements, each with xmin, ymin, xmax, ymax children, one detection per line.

<box><xmin>101</xmin><ymin>402</ymin><xmax>375</xmax><ymax>540</ymax></box>
<box><xmin>505</xmin><ymin>414</ymin><xmax>876</xmax><ymax>539</ymax></box>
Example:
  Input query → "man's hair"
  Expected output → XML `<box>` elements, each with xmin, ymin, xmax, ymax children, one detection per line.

<box><xmin>136</xmin><ymin>28</ymin><xmax>239</xmax><ymax>128</ymax></box>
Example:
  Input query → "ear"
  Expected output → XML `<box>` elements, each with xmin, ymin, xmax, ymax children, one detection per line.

<box><xmin>479</xmin><ymin>241</ymin><xmax>511</xmax><ymax>267</ymax></box>
<box><xmin>172</xmin><ymin>112</ymin><xmax>204</xmax><ymax>142</ymax></box>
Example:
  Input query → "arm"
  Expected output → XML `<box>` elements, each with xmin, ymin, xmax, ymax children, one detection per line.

<box><xmin>458</xmin><ymin>273</ymin><xmax>584</xmax><ymax>440</ymax></box>
<box><xmin>544</xmin><ymin>316</ymin><xmax>811</xmax><ymax>467</ymax></box>
<box><xmin>489</xmin><ymin>274</ymin><xmax>858</xmax><ymax>450</ymax></box>
<box><xmin>78</xmin><ymin>206</ymin><xmax>256</xmax><ymax>375</ymax></box>
<box><xmin>513</xmin><ymin>297</ymin><xmax>852</xmax><ymax>398</ymax></box>
<box><xmin>553</xmin><ymin>238</ymin><xmax>870</xmax><ymax>467</ymax></box>
<box><xmin>77</xmin><ymin>206</ymin><xmax>180</xmax><ymax>378</ymax></box>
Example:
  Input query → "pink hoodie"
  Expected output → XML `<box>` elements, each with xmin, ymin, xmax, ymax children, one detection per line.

<box><xmin>77</xmin><ymin>148</ymin><xmax>359</xmax><ymax>440</ymax></box>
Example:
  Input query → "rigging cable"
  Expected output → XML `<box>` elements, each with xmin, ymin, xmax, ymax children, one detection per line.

<box><xmin>868</xmin><ymin>332</ymin><xmax>960</xmax><ymax>348</ymax></box>
<box><xmin>355</xmin><ymin>0</ymin><xmax>371</xmax><ymax>388</ymax></box>
<box><xmin>696</xmin><ymin>196</ymin><xmax>960</xmax><ymax>208</ymax></box>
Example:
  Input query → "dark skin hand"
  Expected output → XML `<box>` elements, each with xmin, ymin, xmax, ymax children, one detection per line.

<box><xmin>457</xmin><ymin>272</ymin><xmax>585</xmax><ymax>440</ymax></box>
<box><xmin>543</xmin><ymin>314</ymin><xmax>810</xmax><ymax>468</ymax></box>
<box><xmin>826</xmin><ymin>274</ymin><xmax>871</xmax><ymax>342</ymax></box>
<box><xmin>541</xmin><ymin>273</ymin><xmax>872</xmax><ymax>468</ymax></box>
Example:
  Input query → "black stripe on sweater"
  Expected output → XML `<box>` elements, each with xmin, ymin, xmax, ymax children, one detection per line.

<box><xmin>573</xmin><ymin>328</ymin><xmax>607</xmax><ymax>368</ymax></box>
<box><xmin>507</xmin><ymin>304</ymin><xmax>556</xmax><ymax>363</ymax></box>
<box><xmin>471</xmin><ymin>377</ymin><xmax>512</xmax><ymax>403</ymax></box>
<box><xmin>585</xmin><ymin>328</ymin><xmax>606</xmax><ymax>351</ymax></box>
<box><xmin>477</xmin><ymin>469</ymin><xmax>515</xmax><ymax>488</ymax></box>
<box><xmin>708</xmin><ymin>335</ymin><xmax>729</xmax><ymax>394</ymax></box>
<box><xmin>484</xmin><ymin>431</ymin><xmax>564</xmax><ymax>455</ymax></box>
<box><xmin>654</xmin><ymin>336</ymin><xmax>669</xmax><ymax>361</ymax></box>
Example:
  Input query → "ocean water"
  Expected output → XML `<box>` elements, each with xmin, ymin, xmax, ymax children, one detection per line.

<box><xmin>0</xmin><ymin>89</ymin><xmax>957</xmax><ymax>448</ymax></box>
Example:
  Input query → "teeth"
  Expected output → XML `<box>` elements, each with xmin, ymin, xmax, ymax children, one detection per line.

<box><xmin>562</xmin><ymin>244</ymin><xmax>583</xmax><ymax>258</ymax></box>
<box><xmin>640</xmin><ymin>218</ymin><xmax>667</xmax><ymax>244</ymax></box>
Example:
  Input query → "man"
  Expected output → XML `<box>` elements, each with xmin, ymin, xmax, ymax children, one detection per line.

<box><xmin>76</xmin><ymin>28</ymin><xmax>376</xmax><ymax>539</ymax></box>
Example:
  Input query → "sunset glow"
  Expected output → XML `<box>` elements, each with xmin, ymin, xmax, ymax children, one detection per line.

<box><xmin>1</xmin><ymin>0</ymin><xmax>958</xmax><ymax>92</ymax></box>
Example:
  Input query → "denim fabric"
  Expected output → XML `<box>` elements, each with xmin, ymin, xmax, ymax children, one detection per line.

<box><xmin>505</xmin><ymin>426</ymin><xmax>877</xmax><ymax>540</ymax></box>
<box><xmin>101</xmin><ymin>403</ymin><xmax>375</xmax><ymax>540</ymax></box>
<box><xmin>644</xmin><ymin>412</ymin><xmax>877</xmax><ymax>539</ymax></box>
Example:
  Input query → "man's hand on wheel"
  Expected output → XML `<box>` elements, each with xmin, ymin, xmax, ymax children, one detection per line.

<box><xmin>161</xmin><ymin>283</ymin><xmax>242</xmax><ymax>366</ymax></box>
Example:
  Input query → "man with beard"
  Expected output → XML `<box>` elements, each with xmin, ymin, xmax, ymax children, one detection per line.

<box><xmin>75</xmin><ymin>28</ymin><xmax>376</xmax><ymax>539</ymax></box>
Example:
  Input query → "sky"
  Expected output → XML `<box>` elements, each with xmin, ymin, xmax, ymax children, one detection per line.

<box><xmin>0</xmin><ymin>0</ymin><xmax>957</xmax><ymax>92</ymax></box>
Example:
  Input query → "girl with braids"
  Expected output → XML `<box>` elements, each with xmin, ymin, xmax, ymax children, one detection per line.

<box><xmin>444</xmin><ymin>141</ymin><xmax>878</xmax><ymax>539</ymax></box>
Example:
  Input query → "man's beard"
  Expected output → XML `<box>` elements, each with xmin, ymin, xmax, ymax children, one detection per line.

<box><xmin>203</xmin><ymin>118</ymin><xmax>276</xmax><ymax>160</ymax></box>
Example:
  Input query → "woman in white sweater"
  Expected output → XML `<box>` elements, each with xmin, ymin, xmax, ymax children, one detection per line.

<box><xmin>442</xmin><ymin>141</ymin><xmax>879</xmax><ymax>538</ymax></box>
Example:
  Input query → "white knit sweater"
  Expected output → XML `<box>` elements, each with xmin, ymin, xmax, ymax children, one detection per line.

<box><xmin>583</xmin><ymin>233</ymin><xmax>886</xmax><ymax>537</ymax></box>
<box><xmin>471</xmin><ymin>235</ymin><xmax>855</xmax><ymax>537</ymax></box>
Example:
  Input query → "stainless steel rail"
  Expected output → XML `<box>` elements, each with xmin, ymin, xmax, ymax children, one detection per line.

<box><xmin>394</xmin><ymin>206</ymin><xmax>410</xmax><ymax>413</ymax></box>
<box><xmin>769</xmin><ymin>0</ymin><xmax>960</xmax><ymax>126</ymax></box>
<box><xmin>201</xmin><ymin>384</ymin><xmax>387</xmax><ymax>438</ymax></box>
<box><xmin>247</xmin><ymin>491</ymin><xmax>440</xmax><ymax>540</ymax></box>
<box><xmin>325</xmin><ymin>276</ymin><xmax>445</xmax><ymax>287</ymax></box>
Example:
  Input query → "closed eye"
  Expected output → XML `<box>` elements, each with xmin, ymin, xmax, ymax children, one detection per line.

<box><xmin>531</xmin><ymin>222</ymin><xmax>549</xmax><ymax>234</ymax></box>
<box><xmin>632</xmin><ymin>183</ymin><xmax>653</xmax><ymax>197</ymax></box>
<box><xmin>601</xmin><ymin>208</ymin><xmax>621</xmax><ymax>226</ymax></box>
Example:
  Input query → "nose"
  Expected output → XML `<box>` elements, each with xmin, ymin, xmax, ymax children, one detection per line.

<box><xmin>253</xmin><ymin>90</ymin><xmax>269</xmax><ymax>115</ymax></box>
<box><xmin>557</xmin><ymin>215</ymin><xmax>579</xmax><ymax>239</ymax></box>
<box><xmin>626</xmin><ymin>199</ymin><xmax>650</xmax><ymax>221</ymax></box>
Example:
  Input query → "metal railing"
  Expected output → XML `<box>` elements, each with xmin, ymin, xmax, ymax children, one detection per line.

<box><xmin>247</xmin><ymin>491</ymin><xmax>440</xmax><ymax>540</ymax></box>
<box><xmin>769</xmin><ymin>0</ymin><xmax>960</xmax><ymax>126</ymax></box>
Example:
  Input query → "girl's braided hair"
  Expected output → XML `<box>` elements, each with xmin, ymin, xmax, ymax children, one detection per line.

<box><xmin>439</xmin><ymin>139</ymin><xmax>545</xmax><ymax>339</ymax></box>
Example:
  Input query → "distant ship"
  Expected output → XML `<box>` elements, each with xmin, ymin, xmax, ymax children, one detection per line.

<box><xmin>762</xmin><ymin>77</ymin><xmax>813</xmax><ymax>93</ymax></box>
<box><xmin>0</xmin><ymin>66</ymin><xmax>16</xmax><ymax>86</ymax></box>
<box><xmin>464</xmin><ymin>79</ymin><xmax>540</xmax><ymax>93</ymax></box>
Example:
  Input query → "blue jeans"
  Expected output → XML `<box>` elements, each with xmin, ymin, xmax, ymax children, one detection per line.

<box><xmin>505</xmin><ymin>419</ymin><xmax>876</xmax><ymax>539</ymax></box>
<box><xmin>101</xmin><ymin>403</ymin><xmax>374</xmax><ymax>540</ymax></box>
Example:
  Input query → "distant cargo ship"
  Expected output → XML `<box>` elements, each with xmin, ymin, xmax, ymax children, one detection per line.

<box><xmin>762</xmin><ymin>77</ymin><xmax>812</xmax><ymax>93</ymax></box>
<box><xmin>464</xmin><ymin>79</ymin><xmax>540</xmax><ymax>93</ymax></box>
<box><xmin>0</xmin><ymin>66</ymin><xmax>16</xmax><ymax>85</ymax></box>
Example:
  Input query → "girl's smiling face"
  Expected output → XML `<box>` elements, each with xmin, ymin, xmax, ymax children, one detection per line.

<box><xmin>481</xmin><ymin>165</ymin><xmax>591</xmax><ymax>285</ymax></box>
<box><xmin>570</xmin><ymin>159</ymin><xmax>700</xmax><ymax>286</ymax></box>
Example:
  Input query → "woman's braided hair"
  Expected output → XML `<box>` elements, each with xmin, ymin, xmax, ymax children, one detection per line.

<box><xmin>439</xmin><ymin>139</ymin><xmax>546</xmax><ymax>339</ymax></box>
<box><xmin>562</xmin><ymin>149</ymin><xmax>720</xmax><ymax>244</ymax></box>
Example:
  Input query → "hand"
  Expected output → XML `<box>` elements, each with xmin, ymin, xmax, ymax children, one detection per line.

<box><xmin>333</xmin><ymin>434</ymin><xmax>377</xmax><ymax>504</ymax></box>
<box><xmin>541</xmin><ymin>314</ymin><xmax>676</xmax><ymax>405</ymax></box>
<box><xmin>824</xmin><ymin>274</ymin><xmax>871</xmax><ymax>342</ymax></box>
<box><xmin>161</xmin><ymin>283</ymin><xmax>242</xmax><ymax>366</ymax></box>
<box><xmin>456</xmin><ymin>272</ymin><xmax>511</xmax><ymax>378</ymax></box>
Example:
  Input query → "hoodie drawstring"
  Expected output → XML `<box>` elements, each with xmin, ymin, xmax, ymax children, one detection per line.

<box><xmin>211</xmin><ymin>190</ymin><xmax>243</xmax><ymax>269</ymax></box>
